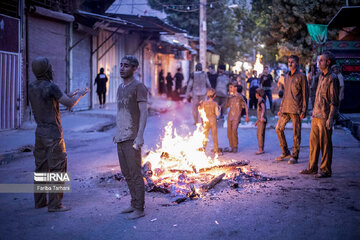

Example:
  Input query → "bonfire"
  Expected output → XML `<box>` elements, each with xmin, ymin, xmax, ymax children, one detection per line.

<box><xmin>141</xmin><ymin>107</ymin><xmax>260</xmax><ymax>202</ymax></box>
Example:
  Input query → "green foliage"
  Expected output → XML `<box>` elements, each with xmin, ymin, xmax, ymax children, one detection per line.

<box><xmin>148</xmin><ymin>0</ymin><xmax>359</xmax><ymax>66</ymax></box>
<box><xmin>263</xmin><ymin>0</ymin><xmax>356</xmax><ymax>64</ymax></box>
<box><xmin>148</xmin><ymin>0</ymin><xmax>239</xmax><ymax>65</ymax></box>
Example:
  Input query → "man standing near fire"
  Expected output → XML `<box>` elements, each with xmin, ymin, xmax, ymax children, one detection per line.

<box><xmin>215</xmin><ymin>64</ymin><xmax>230</xmax><ymax>119</ymax></box>
<box><xmin>275</xmin><ymin>55</ymin><xmax>308</xmax><ymax>164</ymax></box>
<box><xmin>186</xmin><ymin>63</ymin><xmax>212</xmax><ymax>125</ymax></box>
<box><xmin>300</xmin><ymin>51</ymin><xmax>339</xmax><ymax>178</ymax></box>
<box><xmin>114</xmin><ymin>55</ymin><xmax>148</xmax><ymax>219</ymax></box>
<box><xmin>29</xmin><ymin>56</ymin><xmax>89</xmax><ymax>212</ymax></box>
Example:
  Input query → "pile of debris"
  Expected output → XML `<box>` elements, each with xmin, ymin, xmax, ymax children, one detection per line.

<box><xmin>141</xmin><ymin>153</ymin><xmax>275</xmax><ymax>204</ymax></box>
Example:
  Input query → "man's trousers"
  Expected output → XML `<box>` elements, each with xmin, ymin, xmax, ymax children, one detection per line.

<box><xmin>203</xmin><ymin>121</ymin><xmax>218</xmax><ymax>151</ymax></box>
<box><xmin>33</xmin><ymin>136</ymin><xmax>67</xmax><ymax>209</ymax></box>
<box><xmin>192</xmin><ymin>95</ymin><xmax>206</xmax><ymax>124</ymax></box>
<box><xmin>275</xmin><ymin>113</ymin><xmax>302</xmax><ymax>159</ymax></box>
<box><xmin>227</xmin><ymin>119</ymin><xmax>240</xmax><ymax>149</ymax></box>
<box><xmin>117</xmin><ymin>140</ymin><xmax>145</xmax><ymax>210</ymax></box>
<box><xmin>257</xmin><ymin>121</ymin><xmax>266</xmax><ymax>151</ymax></box>
<box><xmin>308</xmin><ymin>118</ymin><xmax>333</xmax><ymax>174</ymax></box>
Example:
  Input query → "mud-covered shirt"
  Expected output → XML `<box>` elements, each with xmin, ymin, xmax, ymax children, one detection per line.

<box><xmin>202</xmin><ymin>100</ymin><xmax>218</xmax><ymax>123</ymax></box>
<box><xmin>312</xmin><ymin>71</ymin><xmax>339</xmax><ymax>119</ymax></box>
<box><xmin>215</xmin><ymin>74</ymin><xmax>230</xmax><ymax>97</ymax></box>
<box><xmin>280</xmin><ymin>70</ymin><xmax>308</xmax><ymax>115</ymax></box>
<box><xmin>114</xmin><ymin>79</ymin><xmax>148</xmax><ymax>143</ymax></box>
<box><xmin>28</xmin><ymin>80</ymin><xmax>63</xmax><ymax>138</ymax></box>
<box><xmin>225</xmin><ymin>94</ymin><xmax>246</xmax><ymax>121</ymax></box>
<box><xmin>257</xmin><ymin>98</ymin><xmax>267</xmax><ymax>122</ymax></box>
<box><xmin>187</xmin><ymin>71</ymin><xmax>211</xmax><ymax>96</ymax></box>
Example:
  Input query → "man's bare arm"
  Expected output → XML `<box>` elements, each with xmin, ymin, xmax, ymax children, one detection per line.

<box><xmin>59</xmin><ymin>88</ymin><xmax>89</xmax><ymax>108</ymax></box>
<box><xmin>244</xmin><ymin>104</ymin><xmax>249</xmax><ymax>122</ymax></box>
<box><xmin>67</xmin><ymin>89</ymin><xmax>79</xmax><ymax>98</ymax></box>
<box><xmin>326</xmin><ymin>79</ymin><xmax>339</xmax><ymax>129</ymax></box>
<box><xmin>133</xmin><ymin>101</ymin><xmax>148</xmax><ymax>149</ymax></box>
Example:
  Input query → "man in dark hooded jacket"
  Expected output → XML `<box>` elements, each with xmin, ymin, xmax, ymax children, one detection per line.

<box><xmin>28</xmin><ymin>56</ymin><xmax>88</xmax><ymax>212</ymax></box>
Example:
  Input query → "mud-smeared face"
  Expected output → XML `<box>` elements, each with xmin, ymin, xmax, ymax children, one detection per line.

<box><xmin>120</xmin><ymin>59</ymin><xmax>137</xmax><ymax>79</ymax></box>
<box><xmin>229</xmin><ymin>85</ymin><xmax>236</xmax><ymax>95</ymax></box>
<box><xmin>263</xmin><ymin>67</ymin><xmax>269</xmax><ymax>75</ymax></box>
<box><xmin>319</xmin><ymin>55</ymin><xmax>330</xmax><ymax>72</ymax></box>
<box><xmin>288</xmin><ymin>58</ymin><xmax>298</xmax><ymax>72</ymax></box>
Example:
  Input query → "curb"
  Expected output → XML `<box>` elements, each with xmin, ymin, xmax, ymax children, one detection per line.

<box><xmin>339</xmin><ymin>114</ymin><xmax>360</xmax><ymax>140</ymax></box>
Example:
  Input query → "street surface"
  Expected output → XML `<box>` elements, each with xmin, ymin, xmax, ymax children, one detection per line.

<box><xmin>0</xmin><ymin>102</ymin><xmax>359</xmax><ymax>240</ymax></box>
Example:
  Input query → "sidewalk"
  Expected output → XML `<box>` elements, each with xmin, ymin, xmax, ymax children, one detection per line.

<box><xmin>0</xmin><ymin>96</ymin><xmax>177</xmax><ymax>162</ymax></box>
<box><xmin>340</xmin><ymin>113</ymin><xmax>360</xmax><ymax>140</ymax></box>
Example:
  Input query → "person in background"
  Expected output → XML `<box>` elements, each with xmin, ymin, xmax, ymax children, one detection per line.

<box><xmin>207</xmin><ymin>65</ymin><xmax>218</xmax><ymax>89</ymax></box>
<box><xmin>94</xmin><ymin>68</ymin><xmax>108</xmax><ymax>108</ymax></box>
<box><xmin>186</xmin><ymin>63</ymin><xmax>212</xmax><ymax>124</ymax></box>
<box><xmin>255</xmin><ymin>88</ymin><xmax>267</xmax><ymax>155</ymax></box>
<box><xmin>236</xmin><ymin>84</ymin><xmax>248</xmax><ymax>117</ymax></box>
<box><xmin>166</xmin><ymin>72</ymin><xmax>173</xmax><ymax>98</ymax></box>
<box><xmin>271</xmin><ymin>90</ymin><xmax>283</xmax><ymax>115</ymax></box>
<box><xmin>332</xmin><ymin>65</ymin><xmax>344</xmax><ymax>104</ymax></box>
<box><xmin>259</xmin><ymin>65</ymin><xmax>273</xmax><ymax>108</ymax></box>
<box><xmin>247</xmin><ymin>70</ymin><xmax>260</xmax><ymax>109</ymax></box>
<box><xmin>158</xmin><ymin>69</ymin><xmax>165</xmax><ymax>95</ymax></box>
<box><xmin>277</xmin><ymin>71</ymin><xmax>285</xmax><ymax>91</ymax></box>
<box><xmin>310</xmin><ymin>68</ymin><xmax>320</xmax><ymax>109</ymax></box>
<box><xmin>174</xmin><ymin>68</ymin><xmax>184</xmax><ymax>94</ymax></box>
<box><xmin>215</xmin><ymin>65</ymin><xmax>230</xmax><ymax>119</ymax></box>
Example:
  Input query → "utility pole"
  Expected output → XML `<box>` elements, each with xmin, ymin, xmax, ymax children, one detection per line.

<box><xmin>199</xmin><ymin>0</ymin><xmax>207</xmax><ymax>69</ymax></box>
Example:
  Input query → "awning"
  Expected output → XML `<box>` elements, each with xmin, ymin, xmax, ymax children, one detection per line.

<box><xmin>160</xmin><ymin>39</ymin><xmax>197</xmax><ymax>54</ymax></box>
<box><xmin>107</xmin><ymin>14</ymin><xmax>186</xmax><ymax>34</ymax></box>
<box><xmin>328</xmin><ymin>6</ymin><xmax>360</xmax><ymax>28</ymax></box>
<box><xmin>77</xmin><ymin>10</ymin><xmax>143</xmax><ymax>28</ymax></box>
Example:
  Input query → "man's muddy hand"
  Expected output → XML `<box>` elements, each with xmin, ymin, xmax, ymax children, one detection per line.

<box><xmin>79</xmin><ymin>88</ymin><xmax>89</xmax><ymax>96</ymax></box>
<box><xmin>133</xmin><ymin>136</ymin><xmax>144</xmax><ymax>150</ymax></box>
<box><xmin>326</xmin><ymin>118</ymin><xmax>333</xmax><ymax>130</ymax></box>
<box><xmin>68</xmin><ymin>89</ymin><xmax>79</xmax><ymax>97</ymax></box>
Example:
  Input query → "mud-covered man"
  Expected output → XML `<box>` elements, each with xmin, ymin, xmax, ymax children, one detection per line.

<box><xmin>300</xmin><ymin>51</ymin><xmax>339</xmax><ymax>178</ymax></box>
<box><xmin>29</xmin><ymin>56</ymin><xmax>89</xmax><ymax>212</ymax></box>
<box><xmin>275</xmin><ymin>55</ymin><xmax>308</xmax><ymax>164</ymax></box>
<box><xmin>215</xmin><ymin>64</ymin><xmax>230</xmax><ymax>119</ymax></box>
<box><xmin>186</xmin><ymin>63</ymin><xmax>211</xmax><ymax>124</ymax></box>
<box><xmin>114</xmin><ymin>55</ymin><xmax>148</xmax><ymax>219</ymax></box>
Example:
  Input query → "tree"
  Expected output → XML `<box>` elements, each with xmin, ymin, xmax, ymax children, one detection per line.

<box><xmin>148</xmin><ymin>0</ymin><xmax>240</xmax><ymax>65</ymax></box>
<box><xmin>264</xmin><ymin>0</ymin><xmax>348</xmax><ymax>64</ymax></box>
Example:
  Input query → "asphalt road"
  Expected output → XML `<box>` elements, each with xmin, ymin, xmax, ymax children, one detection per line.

<box><xmin>0</xmin><ymin>102</ymin><xmax>359</xmax><ymax>240</ymax></box>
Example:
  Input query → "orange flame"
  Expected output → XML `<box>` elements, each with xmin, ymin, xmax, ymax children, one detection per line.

<box><xmin>254</xmin><ymin>53</ymin><xmax>263</xmax><ymax>74</ymax></box>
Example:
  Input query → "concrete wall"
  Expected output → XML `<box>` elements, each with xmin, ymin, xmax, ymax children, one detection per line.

<box><xmin>70</xmin><ymin>30</ymin><xmax>91</xmax><ymax>110</ymax></box>
<box><xmin>93</xmin><ymin>30</ymin><xmax>150</xmax><ymax>104</ymax></box>
<box><xmin>27</xmin><ymin>15</ymin><xmax>68</xmax><ymax>92</ymax></box>
<box><xmin>93</xmin><ymin>30</ymin><xmax>123</xmax><ymax>105</ymax></box>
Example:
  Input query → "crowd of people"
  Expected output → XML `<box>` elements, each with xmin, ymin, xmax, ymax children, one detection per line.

<box><xmin>186</xmin><ymin>52</ymin><xmax>341</xmax><ymax>181</ymax></box>
<box><xmin>158</xmin><ymin>68</ymin><xmax>185</xmax><ymax>101</ymax></box>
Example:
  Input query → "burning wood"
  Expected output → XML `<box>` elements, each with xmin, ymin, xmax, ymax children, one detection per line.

<box><xmin>136</xmin><ymin>121</ymin><xmax>276</xmax><ymax>203</ymax></box>
<box><xmin>202</xmin><ymin>173</ymin><xmax>226</xmax><ymax>191</ymax></box>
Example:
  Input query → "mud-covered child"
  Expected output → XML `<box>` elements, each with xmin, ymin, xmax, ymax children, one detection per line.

<box><xmin>201</xmin><ymin>88</ymin><xmax>220</xmax><ymax>154</ymax></box>
<box><xmin>255</xmin><ymin>88</ymin><xmax>267</xmax><ymax>155</ymax></box>
<box><xmin>224</xmin><ymin>82</ymin><xmax>249</xmax><ymax>153</ymax></box>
